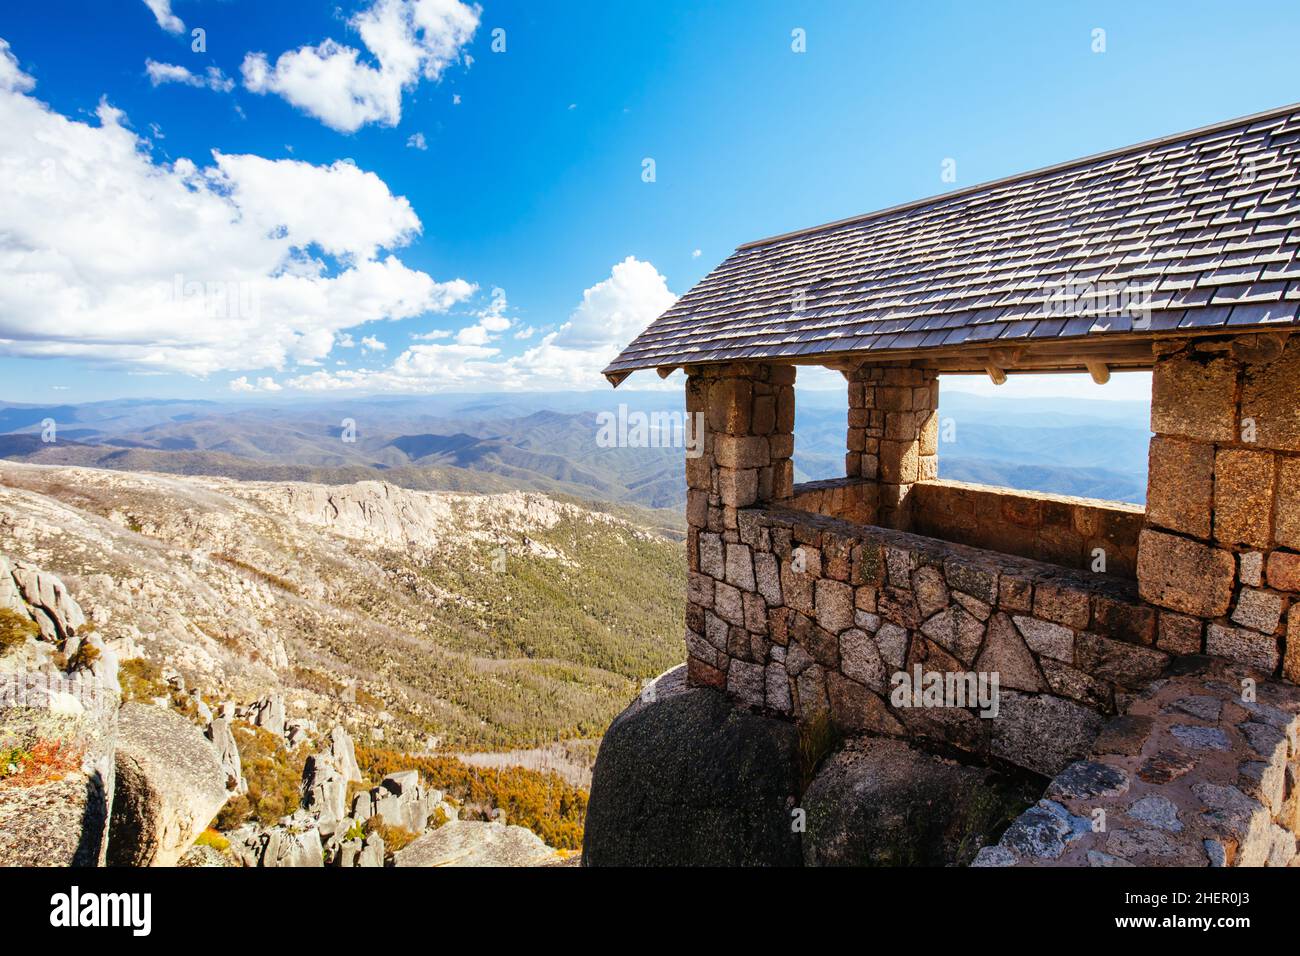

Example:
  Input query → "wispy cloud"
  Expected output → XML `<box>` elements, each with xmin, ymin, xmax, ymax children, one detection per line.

<box><xmin>141</xmin><ymin>0</ymin><xmax>185</xmax><ymax>35</ymax></box>
<box><xmin>146</xmin><ymin>60</ymin><xmax>235</xmax><ymax>93</ymax></box>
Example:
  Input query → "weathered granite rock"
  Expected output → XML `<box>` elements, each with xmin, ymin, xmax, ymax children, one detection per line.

<box><xmin>206</xmin><ymin>717</ymin><xmax>245</xmax><ymax>794</ymax></box>
<box><xmin>583</xmin><ymin>664</ymin><xmax>803</xmax><ymax>866</ymax></box>
<box><xmin>351</xmin><ymin>770</ymin><xmax>435</xmax><ymax>833</ymax></box>
<box><xmin>107</xmin><ymin>703</ymin><xmax>230</xmax><ymax>867</ymax></box>
<box><xmin>992</xmin><ymin>691</ymin><xmax>1104</xmax><ymax>776</ymax></box>
<box><xmin>801</xmin><ymin>737</ymin><xmax>1039</xmax><ymax>866</ymax></box>
<box><xmin>261</xmin><ymin>819</ymin><xmax>324</xmax><ymax>868</ymax></box>
<box><xmin>177</xmin><ymin>843</ymin><xmax>231</xmax><ymax>867</ymax></box>
<box><xmin>394</xmin><ymin>820</ymin><xmax>559</xmax><ymax>867</ymax></box>
<box><xmin>249</xmin><ymin>694</ymin><xmax>285</xmax><ymax>737</ymax></box>
<box><xmin>328</xmin><ymin>725</ymin><xmax>363</xmax><ymax>784</ymax></box>
<box><xmin>357</xmin><ymin>833</ymin><xmax>385</xmax><ymax>867</ymax></box>
<box><xmin>301</xmin><ymin>753</ymin><xmax>348</xmax><ymax>826</ymax></box>
<box><xmin>10</xmin><ymin>561</ymin><xmax>87</xmax><ymax>642</ymax></box>
<box><xmin>0</xmin><ymin>672</ymin><xmax>117</xmax><ymax>866</ymax></box>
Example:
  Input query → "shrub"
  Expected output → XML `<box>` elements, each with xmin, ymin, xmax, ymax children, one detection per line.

<box><xmin>358</xmin><ymin>746</ymin><xmax>588</xmax><ymax>850</ymax></box>
<box><xmin>118</xmin><ymin>658</ymin><xmax>170</xmax><ymax>703</ymax></box>
<box><xmin>0</xmin><ymin>739</ymin><xmax>83</xmax><ymax>789</ymax></box>
<box><xmin>213</xmin><ymin>723</ymin><xmax>306</xmax><ymax>829</ymax></box>
<box><xmin>364</xmin><ymin>815</ymin><xmax>418</xmax><ymax>853</ymax></box>
<box><xmin>194</xmin><ymin>828</ymin><xmax>230</xmax><ymax>852</ymax></box>
<box><xmin>213</xmin><ymin>554</ymin><xmax>299</xmax><ymax>595</ymax></box>
<box><xmin>67</xmin><ymin>641</ymin><xmax>100</xmax><ymax>672</ymax></box>
<box><xmin>0</xmin><ymin>608</ymin><xmax>39</xmax><ymax>653</ymax></box>
<box><xmin>343</xmin><ymin>818</ymin><xmax>366</xmax><ymax>842</ymax></box>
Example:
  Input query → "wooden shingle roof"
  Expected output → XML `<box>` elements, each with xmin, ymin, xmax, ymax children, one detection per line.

<box><xmin>605</xmin><ymin>104</ymin><xmax>1300</xmax><ymax>383</ymax></box>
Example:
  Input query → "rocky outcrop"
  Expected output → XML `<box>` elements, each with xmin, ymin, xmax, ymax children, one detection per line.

<box><xmin>801</xmin><ymin>737</ymin><xmax>1040</xmax><ymax>866</ymax></box>
<box><xmin>351</xmin><ymin>770</ymin><xmax>436</xmax><ymax>833</ymax></box>
<box><xmin>8</xmin><ymin>557</ymin><xmax>87</xmax><ymax>643</ymax></box>
<box><xmin>301</xmin><ymin>753</ymin><xmax>348</xmax><ymax>827</ymax></box>
<box><xmin>107</xmin><ymin>703</ymin><xmax>230</xmax><ymax>867</ymax></box>
<box><xmin>248</xmin><ymin>694</ymin><xmax>285</xmax><ymax>738</ymax></box>
<box><xmin>583</xmin><ymin>665</ymin><xmax>803</xmax><ymax>866</ymax></box>
<box><xmin>227</xmin><ymin>813</ymin><xmax>325</xmax><ymax>867</ymax></box>
<box><xmin>261</xmin><ymin>818</ymin><xmax>325</xmax><ymax>868</ymax></box>
<box><xmin>206</xmin><ymin>717</ymin><xmax>245</xmax><ymax>793</ymax></box>
<box><xmin>0</xmin><ymin>555</ymin><xmax>120</xmax><ymax>867</ymax></box>
<box><xmin>328</xmin><ymin>724</ymin><xmax>363</xmax><ymax>783</ymax></box>
<box><xmin>394</xmin><ymin>821</ymin><xmax>560</xmax><ymax>867</ymax></box>
<box><xmin>300</xmin><ymin>726</ymin><xmax>364</xmax><ymax>831</ymax></box>
<box><xmin>337</xmin><ymin>832</ymin><xmax>385</xmax><ymax>868</ymax></box>
<box><xmin>1</xmin><ymin>552</ymin><xmax>111</xmax><ymax>680</ymax></box>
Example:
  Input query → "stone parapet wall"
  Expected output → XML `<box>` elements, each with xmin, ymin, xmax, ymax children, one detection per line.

<box><xmin>790</xmin><ymin>477</ymin><xmax>1144</xmax><ymax>579</ymax></box>
<box><xmin>1139</xmin><ymin>335</ymin><xmax>1300</xmax><ymax>685</ymax></box>
<box><xmin>913</xmin><ymin>480</ymin><xmax>1144</xmax><ymax>578</ymax></box>
<box><xmin>685</xmin><ymin>503</ymin><xmax>1172</xmax><ymax>776</ymax></box>
<box><xmin>789</xmin><ymin>477</ymin><xmax>878</xmax><ymax>525</ymax></box>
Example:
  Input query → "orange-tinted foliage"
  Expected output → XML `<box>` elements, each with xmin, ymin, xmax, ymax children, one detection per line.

<box><xmin>0</xmin><ymin>739</ymin><xmax>85</xmax><ymax>789</ymax></box>
<box><xmin>357</xmin><ymin>746</ymin><xmax>588</xmax><ymax>850</ymax></box>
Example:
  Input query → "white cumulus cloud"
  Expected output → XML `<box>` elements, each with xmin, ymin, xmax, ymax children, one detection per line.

<box><xmin>0</xmin><ymin>39</ymin><xmax>474</xmax><ymax>377</ymax></box>
<box><xmin>284</xmin><ymin>257</ymin><xmax>678</xmax><ymax>393</ymax></box>
<box><xmin>242</xmin><ymin>0</ymin><xmax>480</xmax><ymax>133</ymax></box>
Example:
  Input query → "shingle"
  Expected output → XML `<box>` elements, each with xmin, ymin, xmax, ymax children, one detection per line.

<box><xmin>605</xmin><ymin>105</ymin><xmax>1300</xmax><ymax>375</ymax></box>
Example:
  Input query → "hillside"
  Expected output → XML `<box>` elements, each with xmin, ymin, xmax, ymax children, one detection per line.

<box><xmin>0</xmin><ymin>462</ymin><xmax>685</xmax><ymax>752</ymax></box>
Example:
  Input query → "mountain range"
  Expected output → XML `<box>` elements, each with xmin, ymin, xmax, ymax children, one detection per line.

<box><xmin>0</xmin><ymin>385</ymin><xmax>1152</xmax><ymax>510</ymax></box>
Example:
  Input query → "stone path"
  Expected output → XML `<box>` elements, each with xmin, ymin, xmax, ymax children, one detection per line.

<box><xmin>974</xmin><ymin>656</ymin><xmax>1300</xmax><ymax>867</ymax></box>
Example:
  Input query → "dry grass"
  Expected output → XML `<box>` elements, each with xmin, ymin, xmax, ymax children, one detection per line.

<box><xmin>212</xmin><ymin>553</ymin><xmax>300</xmax><ymax>596</ymax></box>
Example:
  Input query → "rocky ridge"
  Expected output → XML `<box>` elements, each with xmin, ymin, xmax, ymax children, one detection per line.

<box><xmin>0</xmin><ymin>461</ymin><xmax>683</xmax><ymax>755</ymax></box>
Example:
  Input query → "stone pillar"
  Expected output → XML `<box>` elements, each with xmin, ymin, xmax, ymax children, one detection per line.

<box><xmin>1138</xmin><ymin>334</ymin><xmax>1300</xmax><ymax>683</ymax></box>
<box><xmin>846</xmin><ymin>364</ymin><xmax>938</xmax><ymax>530</ymax></box>
<box><xmin>684</xmin><ymin>362</ymin><xmax>796</xmax><ymax>691</ymax></box>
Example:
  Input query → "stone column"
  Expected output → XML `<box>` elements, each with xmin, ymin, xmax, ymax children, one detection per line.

<box><xmin>1138</xmin><ymin>334</ymin><xmax>1300</xmax><ymax>683</ymax></box>
<box><xmin>684</xmin><ymin>362</ymin><xmax>796</xmax><ymax>690</ymax></box>
<box><xmin>846</xmin><ymin>364</ymin><xmax>938</xmax><ymax>530</ymax></box>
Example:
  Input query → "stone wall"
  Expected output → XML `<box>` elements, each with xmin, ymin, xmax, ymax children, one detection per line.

<box><xmin>789</xmin><ymin>477</ymin><xmax>878</xmax><ymax>525</ymax></box>
<box><xmin>790</xmin><ymin>477</ymin><xmax>1143</xmax><ymax>578</ymax></box>
<box><xmin>845</xmin><ymin>364</ymin><xmax>938</xmax><ymax>530</ymax></box>
<box><xmin>685</xmin><ymin>503</ymin><xmax>1171</xmax><ymax>776</ymax></box>
<box><xmin>1138</xmin><ymin>335</ymin><xmax>1300</xmax><ymax>684</ymax></box>
<box><xmin>685</xmin><ymin>362</ymin><xmax>795</xmax><ymax>592</ymax></box>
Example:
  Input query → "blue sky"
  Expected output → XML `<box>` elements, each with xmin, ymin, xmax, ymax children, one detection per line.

<box><xmin>1</xmin><ymin>0</ymin><xmax>1298</xmax><ymax>403</ymax></box>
